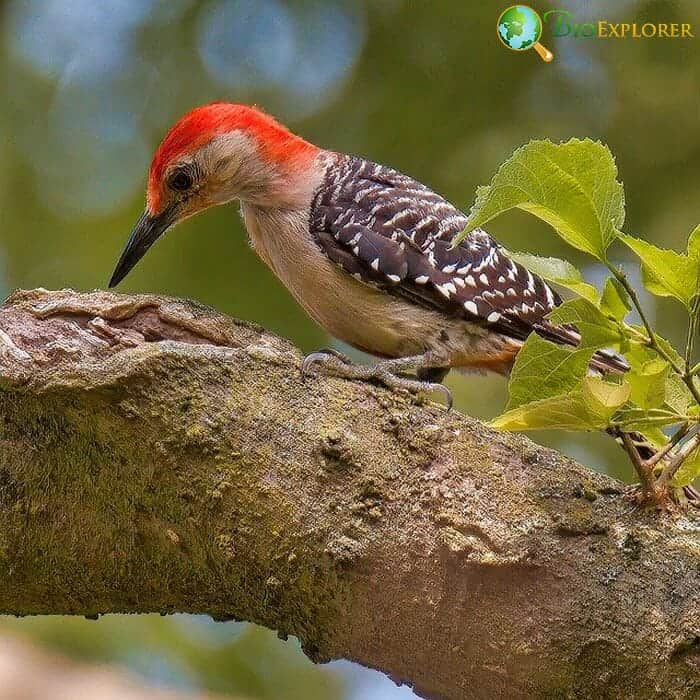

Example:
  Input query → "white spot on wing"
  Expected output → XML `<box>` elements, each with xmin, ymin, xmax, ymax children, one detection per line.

<box><xmin>545</xmin><ymin>284</ymin><xmax>556</xmax><ymax>307</ymax></box>
<box><xmin>436</xmin><ymin>282</ymin><xmax>456</xmax><ymax>298</ymax></box>
<box><xmin>526</xmin><ymin>271</ymin><xmax>536</xmax><ymax>292</ymax></box>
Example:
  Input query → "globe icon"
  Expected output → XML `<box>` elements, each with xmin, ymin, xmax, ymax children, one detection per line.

<box><xmin>497</xmin><ymin>5</ymin><xmax>553</xmax><ymax>61</ymax></box>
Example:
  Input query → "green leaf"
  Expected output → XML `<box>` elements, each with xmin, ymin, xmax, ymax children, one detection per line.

<box><xmin>637</xmin><ymin>426</ymin><xmax>670</xmax><ymax>448</ymax></box>
<box><xmin>582</xmin><ymin>376</ymin><xmax>631</xmax><ymax>419</ymax></box>
<box><xmin>625</xmin><ymin>360</ymin><xmax>669</xmax><ymax>410</ymax></box>
<box><xmin>624</xmin><ymin>341</ymin><xmax>656</xmax><ymax>367</ymax></box>
<box><xmin>506</xmin><ymin>333</ymin><xmax>594</xmax><ymax>410</ymax></box>
<box><xmin>664</xmin><ymin>373</ymin><xmax>694</xmax><ymax>415</ymax></box>
<box><xmin>626</xmin><ymin>328</ymin><xmax>686</xmax><ymax>370</ymax></box>
<box><xmin>491</xmin><ymin>392</ymin><xmax>608</xmax><ymax>432</ymax></box>
<box><xmin>689</xmin><ymin>225</ymin><xmax>700</xmax><ymax>317</ymax></box>
<box><xmin>613</xmin><ymin>410</ymin><xmax>684</xmax><ymax>432</ymax></box>
<box><xmin>688</xmin><ymin>224</ymin><xmax>700</xmax><ymax>261</ymax></box>
<box><xmin>600</xmin><ymin>277</ymin><xmax>631</xmax><ymax>320</ymax></box>
<box><xmin>492</xmin><ymin>376</ymin><xmax>629</xmax><ymax>432</ymax></box>
<box><xmin>455</xmin><ymin>138</ymin><xmax>625</xmax><ymax>260</ymax></box>
<box><xmin>547</xmin><ymin>298</ymin><xmax>624</xmax><ymax>348</ymax></box>
<box><xmin>623</xmin><ymin>345</ymin><xmax>670</xmax><ymax>409</ymax></box>
<box><xmin>618</xmin><ymin>233</ymin><xmax>700</xmax><ymax>310</ymax></box>
<box><xmin>671</xmin><ymin>446</ymin><xmax>700</xmax><ymax>487</ymax></box>
<box><xmin>656</xmin><ymin>335</ymin><xmax>686</xmax><ymax>368</ymax></box>
<box><xmin>508</xmin><ymin>252</ymin><xmax>599</xmax><ymax>302</ymax></box>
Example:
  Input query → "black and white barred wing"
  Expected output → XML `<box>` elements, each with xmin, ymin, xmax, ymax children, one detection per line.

<box><xmin>310</xmin><ymin>154</ymin><xmax>569</xmax><ymax>343</ymax></box>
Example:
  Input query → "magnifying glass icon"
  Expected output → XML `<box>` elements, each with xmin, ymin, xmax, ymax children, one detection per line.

<box><xmin>497</xmin><ymin>5</ymin><xmax>554</xmax><ymax>62</ymax></box>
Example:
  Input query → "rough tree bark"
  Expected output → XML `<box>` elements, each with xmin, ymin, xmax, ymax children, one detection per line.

<box><xmin>0</xmin><ymin>289</ymin><xmax>697</xmax><ymax>700</ymax></box>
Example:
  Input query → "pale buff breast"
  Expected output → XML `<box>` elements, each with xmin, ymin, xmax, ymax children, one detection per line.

<box><xmin>239</xmin><ymin>202</ymin><xmax>516</xmax><ymax>370</ymax></box>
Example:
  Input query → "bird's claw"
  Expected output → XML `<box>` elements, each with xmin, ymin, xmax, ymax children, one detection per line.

<box><xmin>432</xmin><ymin>382</ymin><xmax>453</xmax><ymax>411</ymax></box>
<box><xmin>300</xmin><ymin>348</ymin><xmax>351</xmax><ymax>378</ymax></box>
<box><xmin>378</xmin><ymin>373</ymin><xmax>453</xmax><ymax>411</ymax></box>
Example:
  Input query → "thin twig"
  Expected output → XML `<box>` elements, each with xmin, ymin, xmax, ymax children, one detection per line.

<box><xmin>683</xmin><ymin>298</ymin><xmax>699</xmax><ymax>373</ymax></box>
<box><xmin>644</xmin><ymin>423</ymin><xmax>691</xmax><ymax>469</ymax></box>
<box><xmin>606</xmin><ymin>262</ymin><xmax>700</xmax><ymax>406</ymax></box>
<box><xmin>606</xmin><ymin>263</ymin><xmax>680</xmax><ymax>370</ymax></box>
<box><xmin>657</xmin><ymin>427</ymin><xmax>700</xmax><ymax>488</ymax></box>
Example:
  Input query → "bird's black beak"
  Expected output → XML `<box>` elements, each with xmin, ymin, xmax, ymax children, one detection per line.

<box><xmin>108</xmin><ymin>207</ymin><xmax>177</xmax><ymax>288</ymax></box>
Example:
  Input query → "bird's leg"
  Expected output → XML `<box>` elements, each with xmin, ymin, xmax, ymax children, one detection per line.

<box><xmin>301</xmin><ymin>349</ymin><xmax>452</xmax><ymax>409</ymax></box>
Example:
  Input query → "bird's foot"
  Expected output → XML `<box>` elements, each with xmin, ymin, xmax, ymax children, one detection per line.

<box><xmin>301</xmin><ymin>349</ymin><xmax>452</xmax><ymax>410</ymax></box>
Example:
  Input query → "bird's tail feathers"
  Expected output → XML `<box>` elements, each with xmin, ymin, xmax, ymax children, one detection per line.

<box><xmin>589</xmin><ymin>347</ymin><xmax>630</xmax><ymax>375</ymax></box>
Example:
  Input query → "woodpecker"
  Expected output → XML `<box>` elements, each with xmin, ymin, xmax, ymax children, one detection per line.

<box><xmin>109</xmin><ymin>102</ymin><xmax>627</xmax><ymax>406</ymax></box>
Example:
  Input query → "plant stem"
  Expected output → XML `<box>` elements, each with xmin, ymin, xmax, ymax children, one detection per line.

<box><xmin>606</xmin><ymin>263</ymin><xmax>678</xmax><ymax>367</ymax></box>
<box><xmin>619</xmin><ymin>430</ymin><xmax>660</xmax><ymax>501</ymax></box>
<box><xmin>684</xmin><ymin>298</ymin><xmax>699</xmax><ymax>372</ymax></box>
<box><xmin>606</xmin><ymin>262</ymin><xmax>700</xmax><ymax>406</ymax></box>
<box><xmin>657</xmin><ymin>427</ymin><xmax>700</xmax><ymax>487</ymax></box>
<box><xmin>644</xmin><ymin>423</ymin><xmax>691</xmax><ymax>469</ymax></box>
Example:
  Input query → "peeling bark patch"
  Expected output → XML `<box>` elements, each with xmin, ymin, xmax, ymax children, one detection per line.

<box><xmin>39</xmin><ymin>305</ymin><xmax>225</xmax><ymax>348</ymax></box>
<box><xmin>0</xmin><ymin>289</ymin><xmax>285</xmax><ymax>375</ymax></box>
<box><xmin>434</xmin><ymin>510</ymin><xmax>502</xmax><ymax>554</ymax></box>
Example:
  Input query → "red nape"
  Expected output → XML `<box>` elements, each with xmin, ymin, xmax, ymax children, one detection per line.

<box><xmin>147</xmin><ymin>103</ymin><xmax>318</xmax><ymax>212</ymax></box>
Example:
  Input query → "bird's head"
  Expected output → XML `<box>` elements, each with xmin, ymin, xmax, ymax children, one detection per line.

<box><xmin>109</xmin><ymin>102</ymin><xmax>319</xmax><ymax>287</ymax></box>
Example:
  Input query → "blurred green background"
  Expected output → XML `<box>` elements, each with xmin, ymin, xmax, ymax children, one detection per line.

<box><xmin>1</xmin><ymin>0</ymin><xmax>699</xmax><ymax>697</ymax></box>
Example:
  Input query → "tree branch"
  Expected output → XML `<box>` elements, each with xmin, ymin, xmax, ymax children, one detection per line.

<box><xmin>0</xmin><ymin>289</ymin><xmax>698</xmax><ymax>700</ymax></box>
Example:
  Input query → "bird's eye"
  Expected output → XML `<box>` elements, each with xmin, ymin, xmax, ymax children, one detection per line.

<box><xmin>168</xmin><ymin>170</ymin><xmax>193</xmax><ymax>192</ymax></box>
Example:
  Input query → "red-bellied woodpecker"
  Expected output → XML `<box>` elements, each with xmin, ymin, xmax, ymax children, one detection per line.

<box><xmin>109</xmin><ymin>102</ymin><xmax>628</xmax><ymax>408</ymax></box>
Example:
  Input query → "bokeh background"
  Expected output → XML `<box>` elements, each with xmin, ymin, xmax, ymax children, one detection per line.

<box><xmin>1</xmin><ymin>0</ymin><xmax>698</xmax><ymax>697</ymax></box>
